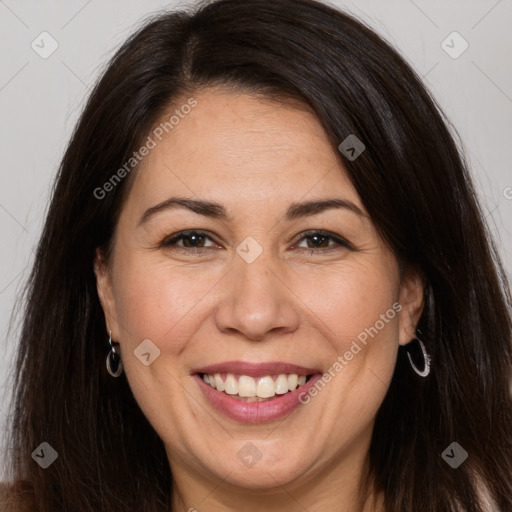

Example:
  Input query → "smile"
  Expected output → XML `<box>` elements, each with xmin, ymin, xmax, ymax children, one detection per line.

<box><xmin>200</xmin><ymin>372</ymin><xmax>312</xmax><ymax>401</ymax></box>
<box><xmin>193</xmin><ymin>361</ymin><xmax>323</xmax><ymax>423</ymax></box>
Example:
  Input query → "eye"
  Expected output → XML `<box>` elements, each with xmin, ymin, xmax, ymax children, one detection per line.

<box><xmin>292</xmin><ymin>230</ymin><xmax>354</xmax><ymax>252</ymax></box>
<box><xmin>161</xmin><ymin>230</ymin><xmax>219</xmax><ymax>252</ymax></box>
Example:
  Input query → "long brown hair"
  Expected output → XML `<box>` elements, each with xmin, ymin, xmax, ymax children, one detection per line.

<box><xmin>3</xmin><ymin>0</ymin><xmax>512</xmax><ymax>510</ymax></box>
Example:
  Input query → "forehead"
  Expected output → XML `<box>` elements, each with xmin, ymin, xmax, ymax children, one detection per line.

<box><xmin>127</xmin><ymin>89</ymin><xmax>362</xmax><ymax>213</ymax></box>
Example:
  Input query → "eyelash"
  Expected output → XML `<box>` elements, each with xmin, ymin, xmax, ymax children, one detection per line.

<box><xmin>161</xmin><ymin>229</ymin><xmax>354</xmax><ymax>254</ymax></box>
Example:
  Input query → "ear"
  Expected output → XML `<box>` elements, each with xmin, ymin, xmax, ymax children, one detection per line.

<box><xmin>397</xmin><ymin>265</ymin><xmax>425</xmax><ymax>346</ymax></box>
<box><xmin>93</xmin><ymin>247</ymin><xmax>120</xmax><ymax>340</ymax></box>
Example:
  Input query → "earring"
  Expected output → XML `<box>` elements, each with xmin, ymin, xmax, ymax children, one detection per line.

<box><xmin>106</xmin><ymin>330</ymin><xmax>123</xmax><ymax>377</ymax></box>
<box><xmin>405</xmin><ymin>329</ymin><xmax>431</xmax><ymax>378</ymax></box>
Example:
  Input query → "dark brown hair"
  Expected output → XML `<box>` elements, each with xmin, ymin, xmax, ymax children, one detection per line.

<box><xmin>3</xmin><ymin>0</ymin><xmax>512</xmax><ymax>510</ymax></box>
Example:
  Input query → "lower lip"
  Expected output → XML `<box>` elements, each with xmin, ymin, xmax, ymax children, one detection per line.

<box><xmin>194</xmin><ymin>373</ymin><xmax>323</xmax><ymax>423</ymax></box>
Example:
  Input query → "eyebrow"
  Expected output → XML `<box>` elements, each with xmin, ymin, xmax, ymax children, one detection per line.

<box><xmin>138</xmin><ymin>196</ymin><xmax>366</xmax><ymax>226</ymax></box>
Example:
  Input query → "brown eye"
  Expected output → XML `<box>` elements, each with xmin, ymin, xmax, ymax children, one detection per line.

<box><xmin>294</xmin><ymin>230</ymin><xmax>354</xmax><ymax>252</ymax></box>
<box><xmin>162</xmin><ymin>230</ymin><xmax>218</xmax><ymax>250</ymax></box>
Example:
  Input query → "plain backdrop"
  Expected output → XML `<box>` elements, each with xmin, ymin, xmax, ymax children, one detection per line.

<box><xmin>1</xmin><ymin>0</ymin><xmax>511</xmax><ymax>453</ymax></box>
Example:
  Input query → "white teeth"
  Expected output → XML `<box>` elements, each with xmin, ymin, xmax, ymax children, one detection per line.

<box><xmin>224</xmin><ymin>374</ymin><xmax>238</xmax><ymax>395</ymax></box>
<box><xmin>201</xmin><ymin>372</ymin><xmax>310</xmax><ymax>398</ymax></box>
<box><xmin>257</xmin><ymin>376</ymin><xmax>275</xmax><ymax>398</ymax></box>
<box><xmin>214</xmin><ymin>373</ymin><xmax>225</xmax><ymax>392</ymax></box>
<box><xmin>275</xmin><ymin>374</ymin><xmax>289</xmax><ymax>394</ymax></box>
<box><xmin>238</xmin><ymin>375</ymin><xmax>256</xmax><ymax>397</ymax></box>
<box><xmin>287</xmin><ymin>374</ymin><xmax>298</xmax><ymax>390</ymax></box>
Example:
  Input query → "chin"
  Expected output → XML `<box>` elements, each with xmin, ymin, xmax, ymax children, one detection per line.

<box><xmin>223</xmin><ymin>465</ymin><xmax>306</xmax><ymax>491</ymax></box>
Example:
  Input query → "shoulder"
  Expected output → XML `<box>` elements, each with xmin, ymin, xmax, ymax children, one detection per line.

<box><xmin>0</xmin><ymin>481</ymin><xmax>36</xmax><ymax>512</ymax></box>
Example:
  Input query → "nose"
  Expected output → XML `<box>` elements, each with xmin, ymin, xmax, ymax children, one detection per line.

<box><xmin>214</xmin><ymin>250</ymin><xmax>300</xmax><ymax>341</ymax></box>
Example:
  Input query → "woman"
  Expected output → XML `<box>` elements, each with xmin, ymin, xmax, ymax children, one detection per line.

<box><xmin>2</xmin><ymin>0</ymin><xmax>511</xmax><ymax>510</ymax></box>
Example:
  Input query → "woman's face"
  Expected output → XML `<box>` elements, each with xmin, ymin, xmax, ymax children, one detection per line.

<box><xmin>95</xmin><ymin>89</ymin><xmax>423</xmax><ymax>497</ymax></box>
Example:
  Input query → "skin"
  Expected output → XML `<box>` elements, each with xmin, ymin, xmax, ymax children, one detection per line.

<box><xmin>95</xmin><ymin>89</ymin><xmax>424</xmax><ymax>512</ymax></box>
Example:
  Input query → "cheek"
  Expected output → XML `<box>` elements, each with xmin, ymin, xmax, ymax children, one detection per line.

<box><xmin>111</xmin><ymin>254</ymin><xmax>221</xmax><ymax>351</ymax></box>
<box><xmin>293</xmin><ymin>258</ymin><xmax>400</xmax><ymax>347</ymax></box>
<box><xmin>291</xmin><ymin>258</ymin><xmax>401</xmax><ymax>414</ymax></box>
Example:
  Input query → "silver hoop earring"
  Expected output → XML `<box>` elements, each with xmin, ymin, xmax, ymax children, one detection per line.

<box><xmin>106</xmin><ymin>330</ymin><xmax>123</xmax><ymax>377</ymax></box>
<box><xmin>406</xmin><ymin>331</ymin><xmax>431</xmax><ymax>378</ymax></box>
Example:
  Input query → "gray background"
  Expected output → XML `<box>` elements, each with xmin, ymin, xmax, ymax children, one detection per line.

<box><xmin>1</xmin><ymin>0</ymin><xmax>511</xmax><ymax>462</ymax></box>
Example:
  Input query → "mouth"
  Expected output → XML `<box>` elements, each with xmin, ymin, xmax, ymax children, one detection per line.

<box><xmin>198</xmin><ymin>372</ymin><xmax>314</xmax><ymax>402</ymax></box>
<box><xmin>192</xmin><ymin>361</ymin><xmax>323</xmax><ymax>423</ymax></box>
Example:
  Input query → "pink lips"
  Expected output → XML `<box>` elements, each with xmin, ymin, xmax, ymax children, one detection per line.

<box><xmin>192</xmin><ymin>360</ymin><xmax>323</xmax><ymax>423</ymax></box>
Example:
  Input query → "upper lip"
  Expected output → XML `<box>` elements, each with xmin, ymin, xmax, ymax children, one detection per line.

<box><xmin>193</xmin><ymin>360</ymin><xmax>321</xmax><ymax>377</ymax></box>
